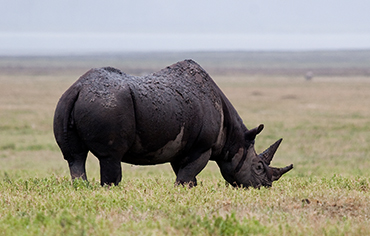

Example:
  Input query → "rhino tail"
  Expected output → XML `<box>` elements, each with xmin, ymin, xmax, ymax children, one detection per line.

<box><xmin>53</xmin><ymin>82</ymin><xmax>86</xmax><ymax>161</ymax></box>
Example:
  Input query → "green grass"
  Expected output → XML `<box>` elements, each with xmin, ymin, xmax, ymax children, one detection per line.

<box><xmin>1</xmin><ymin>52</ymin><xmax>370</xmax><ymax>235</ymax></box>
<box><xmin>1</xmin><ymin>175</ymin><xmax>370</xmax><ymax>235</ymax></box>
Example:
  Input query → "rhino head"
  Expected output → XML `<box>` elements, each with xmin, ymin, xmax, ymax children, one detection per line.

<box><xmin>217</xmin><ymin>124</ymin><xmax>293</xmax><ymax>188</ymax></box>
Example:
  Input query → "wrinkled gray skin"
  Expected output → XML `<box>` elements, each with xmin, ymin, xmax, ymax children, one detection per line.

<box><xmin>53</xmin><ymin>60</ymin><xmax>293</xmax><ymax>188</ymax></box>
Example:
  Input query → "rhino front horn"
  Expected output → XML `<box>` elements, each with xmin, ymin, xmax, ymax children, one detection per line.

<box><xmin>259</xmin><ymin>138</ymin><xmax>282</xmax><ymax>165</ymax></box>
<box><xmin>271</xmin><ymin>164</ymin><xmax>293</xmax><ymax>181</ymax></box>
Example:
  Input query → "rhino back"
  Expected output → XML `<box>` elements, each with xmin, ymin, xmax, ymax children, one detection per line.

<box><xmin>126</xmin><ymin>60</ymin><xmax>224</xmax><ymax>161</ymax></box>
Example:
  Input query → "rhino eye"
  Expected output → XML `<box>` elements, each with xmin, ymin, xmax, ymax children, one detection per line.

<box><xmin>255</xmin><ymin>163</ymin><xmax>264</xmax><ymax>174</ymax></box>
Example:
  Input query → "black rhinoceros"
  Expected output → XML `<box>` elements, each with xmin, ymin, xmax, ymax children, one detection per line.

<box><xmin>53</xmin><ymin>59</ymin><xmax>293</xmax><ymax>188</ymax></box>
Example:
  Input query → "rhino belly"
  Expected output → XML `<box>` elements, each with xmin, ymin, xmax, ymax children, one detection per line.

<box><xmin>123</xmin><ymin>126</ymin><xmax>186</xmax><ymax>165</ymax></box>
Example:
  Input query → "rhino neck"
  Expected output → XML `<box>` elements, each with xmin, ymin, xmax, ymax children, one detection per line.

<box><xmin>210</xmin><ymin>91</ymin><xmax>248</xmax><ymax>158</ymax></box>
<box><xmin>220</xmin><ymin>123</ymin><xmax>248</xmax><ymax>162</ymax></box>
<box><xmin>212</xmin><ymin>98</ymin><xmax>252</xmax><ymax>183</ymax></box>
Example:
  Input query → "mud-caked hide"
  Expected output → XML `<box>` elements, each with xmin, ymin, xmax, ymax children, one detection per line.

<box><xmin>53</xmin><ymin>59</ymin><xmax>293</xmax><ymax>187</ymax></box>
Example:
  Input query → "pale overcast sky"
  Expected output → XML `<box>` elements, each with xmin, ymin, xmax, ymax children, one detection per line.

<box><xmin>1</xmin><ymin>0</ymin><xmax>370</xmax><ymax>54</ymax></box>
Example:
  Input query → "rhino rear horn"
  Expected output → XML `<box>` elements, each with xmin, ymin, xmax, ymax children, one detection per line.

<box><xmin>245</xmin><ymin>124</ymin><xmax>264</xmax><ymax>141</ymax></box>
<box><xmin>259</xmin><ymin>138</ymin><xmax>282</xmax><ymax>165</ymax></box>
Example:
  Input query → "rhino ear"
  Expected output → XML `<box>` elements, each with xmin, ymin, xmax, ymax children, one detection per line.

<box><xmin>245</xmin><ymin>124</ymin><xmax>264</xmax><ymax>141</ymax></box>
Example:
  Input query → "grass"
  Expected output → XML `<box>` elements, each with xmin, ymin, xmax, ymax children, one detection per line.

<box><xmin>1</xmin><ymin>52</ymin><xmax>370</xmax><ymax>235</ymax></box>
<box><xmin>1</xmin><ymin>175</ymin><xmax>370</xmax><ymax>235</ymax></box>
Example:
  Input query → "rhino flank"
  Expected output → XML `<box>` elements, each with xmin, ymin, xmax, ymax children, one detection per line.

<box><xmin>53</xmin><ymin>59</ymin><xmax>293</xmax><ymax>188</ymax></box>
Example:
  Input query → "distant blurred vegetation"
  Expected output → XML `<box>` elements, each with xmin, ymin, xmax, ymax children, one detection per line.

<box><xmin>1</xmin><ymin>50</ymin><xmax>370</xmax><ymax>77</ymax></box>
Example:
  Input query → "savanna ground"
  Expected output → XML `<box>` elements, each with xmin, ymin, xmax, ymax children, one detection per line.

<box><xmin>0</xmin><ymin>51</ymin><xmax>370</xmax><ymax>235</ymax></box>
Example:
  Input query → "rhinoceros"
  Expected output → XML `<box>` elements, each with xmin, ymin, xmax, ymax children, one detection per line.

<box><xmin>53</xmin><ymin>59</ymin><xmax>293</xmax><ymax>188</ymax></box>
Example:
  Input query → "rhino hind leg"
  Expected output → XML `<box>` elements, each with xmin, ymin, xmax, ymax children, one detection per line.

<box><xmin>99</xmin><ymin>156</ymin><xmax>122</xmax><ymax>186</ymax></box>
<box><xmin>89</xmin><ymin>142</ymin><xmax>129</xmax><ymax>186</ymax></box>
<box><xmin>56</xmin><ymin>122</ymin><xmax>89</xmax><ymax>182</ymax></box>
<box><xmin>68</xmin><ymin>151</ymin><xmax>88</xmax><ymax>181</ymax></box>
<box><xmin>171</xmin><ymin>149</ymin><xmax>211</xmax><ymax>188</ymax></box>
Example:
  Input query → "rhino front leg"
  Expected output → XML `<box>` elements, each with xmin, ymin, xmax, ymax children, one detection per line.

<box><xmin>171</xmin><ymin>162</ymin><xmax>198</xmax><ymax>186</ymax></box>
<box><xmin>172</xmin><ymin>149</ymin><xmax>211</xmax><ymax>188</ymax></box>
<box><xmin>99</xmin><ymin>157</ymin><xmax>122</xmax><ymax>186</ymax></box>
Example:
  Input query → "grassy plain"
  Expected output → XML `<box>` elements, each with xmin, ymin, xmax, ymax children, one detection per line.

<box><xmin>0</xmin><ymin>51</ymin><xmax>370</xmax><ymax>235</ymax></box>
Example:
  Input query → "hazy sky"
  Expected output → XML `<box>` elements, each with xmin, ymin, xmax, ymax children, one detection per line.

<box><xmin>1</xmin><ymin>0</ymin><xmax>370</xmax><ymax>54</ymax></box>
